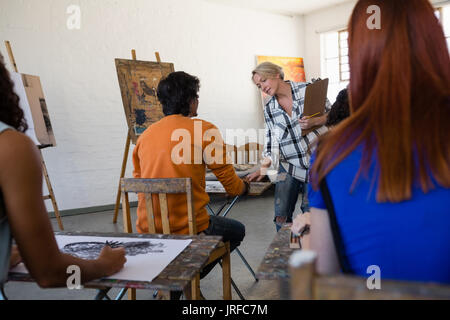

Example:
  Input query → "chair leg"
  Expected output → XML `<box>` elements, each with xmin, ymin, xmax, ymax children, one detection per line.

<box><xmin>222</xmin><ymin>243</ymin><xmax>232</xmax><ymax>300</ymax></box>
<box><xmin>128</xmin><ymin>288</ymin><xmax>136</xmax><ymax>300</ymax></box>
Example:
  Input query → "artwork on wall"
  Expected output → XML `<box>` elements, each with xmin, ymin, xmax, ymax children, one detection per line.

<box><xmin>11</xmin><ymin>235</ymin><xmax>192</xmax><ymax>282</ymax></box>
<box><xmin>255</xmin><ymin>55</ymin><xmax>306</xmax><ymax>105</ymax></box>
<box><xmin>11</xmin><ymin>72</ymin><xmax>56</xmax><ymax>147</ymax></box>
<box><xmin>115</xmin><ymin>59</ymin><xmax>175</xmax><ymax>144</ymax></box>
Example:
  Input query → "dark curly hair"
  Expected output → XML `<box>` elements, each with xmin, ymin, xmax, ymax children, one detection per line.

<box><xmin>326</xmin><ymin>88</ymin><xmax>350</xmax><ymax>127</ymax></box>
<box><xmin>157</xmin><ymin>71</ymin><xmax>200</xmax><ymax>116</ymax></box>
<box><xmin>0</xmin><ymin>55</ymin><xmax>27</xmax><ymax>132</ymax></box>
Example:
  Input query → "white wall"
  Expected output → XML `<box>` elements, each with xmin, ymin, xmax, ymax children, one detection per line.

<box><xmin>303</xmin><ymin>0</ymin><xmax>356</xmax><ymax>80</ymax></box>
<box><xmin>0</xmin><ymin>0</ymin><xmax>304</xmax><ymax>211</ymax></box>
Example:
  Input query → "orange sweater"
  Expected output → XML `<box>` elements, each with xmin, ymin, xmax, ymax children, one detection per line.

<box><xmin>132</xmin><ymin>115</ymin><xmax>245</xmax><ymax>234</ymax></box>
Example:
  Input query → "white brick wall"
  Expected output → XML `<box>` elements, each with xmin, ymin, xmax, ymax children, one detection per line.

<box><xmin>0</xmin><ymin>0</ymin><xmax>304</xmax><ymax>211</ymax></box>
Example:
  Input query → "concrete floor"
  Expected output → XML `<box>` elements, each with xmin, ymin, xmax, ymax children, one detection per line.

<box><xmin>4</xmin><ymin>188</ymin><xmax>301</xmax><ymax>300</ymax></box>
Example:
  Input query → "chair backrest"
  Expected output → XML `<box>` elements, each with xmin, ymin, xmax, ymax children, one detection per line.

<box><xmin>289</xmin><ymin>250</ymin><xmax>450</xmax><ymax>300</ymax></box>
<box><xmin>120</xmin><ymin>177</ymin><xmax>196</xmax><ymax>235</ymax></box>
<box><xmin>236</xmin><ymin>143</ymin><xmax>264</xmax><ymax>165</ymax></box>
<box><xmin>224</xmin><ymin>144</ymin><xmax>237</xmax><ymax>165</ymax></box>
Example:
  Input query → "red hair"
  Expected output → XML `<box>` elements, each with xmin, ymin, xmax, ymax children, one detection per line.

<box><xmin>311</xmin><ymin>0</ymin><xmax>450</xmax><ymax>202</ymax></box>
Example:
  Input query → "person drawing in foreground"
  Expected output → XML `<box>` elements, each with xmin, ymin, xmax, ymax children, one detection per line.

<box><xmin>132</xmin><ymin>71</ymin><xmax>249</xmax><ymax>281</ymax></box>
<box><xmin>292</xmin><ymin>0</ymin><xmax>450</xmax><ymax>284</ymax></box>
<box><xmin>247</xmin><ymin>62</ymin><xmax>330</xmax><ymax>232</ymax></box>
<box><xmin>0</xmin><ymin>56</ymin><xmax>126</xmax><ymax>297</ymax></box>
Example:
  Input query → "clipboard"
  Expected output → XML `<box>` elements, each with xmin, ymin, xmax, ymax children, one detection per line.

<box><xmin>301</xmin><ymin>78</ymin><xmax>329</xmax><ymax>136</ymax></box>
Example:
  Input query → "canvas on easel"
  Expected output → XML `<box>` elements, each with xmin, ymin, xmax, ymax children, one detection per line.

<box><xmin>112</xmin><ymin>52</ymin><xmax>175</xmax><ymax>224</ymax></box>
<box><xmin>5</xmin><ymin>40</ymin><xmax>63</xmax><ymax>230</ymax></box>
<box><xmin>10</xmin><ymin>72</ymin><xmax>56</xmax><ymax>147</ymax></box>
<box><xmin>115</xmin><ymin>59</ymin><xmax>175</xmax><ymax>144</ymax></box>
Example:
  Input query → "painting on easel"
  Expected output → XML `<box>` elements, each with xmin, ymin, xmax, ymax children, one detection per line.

<box><xmin>11</xmin><ymin>72</ymin><xmax>56</xmax><ymax>147</ymax></box>
<box><xmin>115</xmin><ymin>59</ymin><xmax>175</xmax><ymax>144</ymax></box>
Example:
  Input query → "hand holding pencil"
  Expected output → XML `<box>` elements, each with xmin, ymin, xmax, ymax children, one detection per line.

<box><xmin>299</xmin><ymin>112</ymin><xmax>322</xmax><ymax>130</ymax></box>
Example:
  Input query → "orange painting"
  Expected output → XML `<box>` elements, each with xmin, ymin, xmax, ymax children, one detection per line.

<box><xmin>256</xmin><ymin>55</ymin><xmax>306</xmax><ymax>82</ymax></box>
<box><xmin>256</xmin><ymin>56</ymin><xmax>306</xmax><ymax>105</ymax></box>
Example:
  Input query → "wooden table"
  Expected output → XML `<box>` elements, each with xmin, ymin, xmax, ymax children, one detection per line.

<box><xmin>206</xmin><ymin>181</ymin><xmax>272</xmax><ymax>196</ymax></box>
<box><xmin>7</xmin><ymin>231</ymin><xmax>222</xmax><ymax>299</ymax></box>
<box><xmin>256</xmin><ymin>224</ymin><xmax>297</xmax><ymax>299</ymax></box>
<box><xmin>256</xmin><ymin>224</ymin><xmax>296</xmax><ymax>280</ymax></box>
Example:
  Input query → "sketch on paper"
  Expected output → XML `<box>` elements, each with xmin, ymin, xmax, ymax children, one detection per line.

<box><xmin>61</xmin><ymin>240</ymin><xmax>166</xmax><ymax>260</ymax></box>
<box><xmin>11</xmin><ymin>235</ymin><xmax>192</xmax><ymax>282</ymax></box>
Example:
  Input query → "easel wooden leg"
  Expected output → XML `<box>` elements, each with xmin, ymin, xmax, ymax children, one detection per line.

<box><xmin>113</xmin><ymin>132</ymin><xmax>131</xmax><ymax>223</ymax></box>
<box><xmin>40</xmin><ymin>151</ymin><xmax>63</xmax><ymax>230</ymax></box>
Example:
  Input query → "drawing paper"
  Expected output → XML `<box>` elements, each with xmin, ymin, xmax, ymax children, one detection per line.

<box><xmin>11</xmin><ymin>235</ymin><xmax>192</xmax><ymax>282</ymax></box>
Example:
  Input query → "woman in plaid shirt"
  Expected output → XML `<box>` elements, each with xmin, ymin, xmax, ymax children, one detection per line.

<box><xmin>247</xmin><ymin>62</ymin><xmax>330</xmax><ymax>231</ymax></box>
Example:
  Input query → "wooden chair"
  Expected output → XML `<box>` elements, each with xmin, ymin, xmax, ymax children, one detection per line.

<box><xmin>236</xmin><ymin>143</ymin><xmax>264</xmax><ymax>165</ymax></box>
<box><xmin>224</xmin><ymin>143</ymin><xmax>237</xmax><ymax>165</ymax></box>
<box><xmin>121</xmin><ymin>177</ymin><xmax>232</xmax><ymax>300</ymax></box>
<box><xmin>289</xmin><ymin>250</ymin><xmax>450</xmax><ymax>300</ymax></box>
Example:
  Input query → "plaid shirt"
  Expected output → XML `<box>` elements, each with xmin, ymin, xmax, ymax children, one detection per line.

<box><xmin>262</xmin><ymin>81</ymin><xmax>331</xmax><ymax>182</ymax></box>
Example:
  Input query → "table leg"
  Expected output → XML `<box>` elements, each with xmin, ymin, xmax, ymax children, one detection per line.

<box><xmin>115</xmin><ymin>288</ymin><xmax>128</xmax><ymax>300</ymax></box>
<box><xmin>94</xmin><ymin>288</ymin><xmax>112</xmax><ymax>300</ymax></box>
<box><xmin>0</xmin><ymin>286</ymin><xmax>7</xmax><ymax>300</ymax></box>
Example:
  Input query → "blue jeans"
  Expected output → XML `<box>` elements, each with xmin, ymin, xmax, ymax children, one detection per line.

<box><xmin>274</xmin><ymin>165</ymin><xmax>309</xmax><ymax>232</ymax></box>
<box><xmin>200</xmin><ymin>215</ymin><xmax>245</xmax><ymax>278</ymax></box>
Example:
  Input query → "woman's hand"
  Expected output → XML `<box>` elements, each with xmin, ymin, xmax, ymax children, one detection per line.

<box><xmin>97</xmin><ymin>246</ymin><xmax>127</xmax><ymax>276</ymax></box>
<box><xmin>291</xmin><ymin>211</ymin><xmax>311</xmax><ymax>236</ymax></box>
<box><xmin>246</xmin><ymin>169</ymin><xmax>264</xmax><ymax>182</ymax></box>
<box><xmin>299</xmin><ymin>117</ymin><xmax>319</xmax><ymax>130</ymax></box>
<box><xmin>9</xmin><ymin>245</ymin><xmax>22</xmax><ymax>269</ymax></box>
<box><xmin>291</xmin><ymin>212</ymin><xmax>311</xmax><ymax>250</ymax></box>
<box><xmin>246</xmin><ymin>157</ymin><xmax>272</xmax><ymax>182</ymax></box>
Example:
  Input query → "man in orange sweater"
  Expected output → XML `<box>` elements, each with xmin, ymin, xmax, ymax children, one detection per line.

<box><xmin>132</xmin><ymin>71</ymin><xmax>248</xmax><ymax>277</ymax></box>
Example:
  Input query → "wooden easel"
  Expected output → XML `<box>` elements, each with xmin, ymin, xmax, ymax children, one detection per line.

<box><xmin>112</xmin><ymin>50</ymin><xmax>162</xmax><ymax>224</ymax></box>
<box><xmin>5</xmin><ymin>41</ymin><xmax>64</xmax><ymax>230</ymax></box>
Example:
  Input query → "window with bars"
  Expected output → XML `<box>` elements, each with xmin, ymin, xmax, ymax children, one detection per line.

<box><xmin>320</xmin><ymin>31</ymin><xmax>349</xmax><ymax>101</ymax></box>
<box><xmin>320</xmin><ymin>5</ymin><xmax>449</xmax><ymax>102</ymax></box>
<box><xmin>338</xmin><ymin>30</ymin><xmax>349</xmax><ymax>82</ymax></box>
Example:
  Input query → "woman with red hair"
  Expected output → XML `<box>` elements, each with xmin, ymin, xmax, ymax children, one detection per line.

<box><xmin>293</xmin><ymin>0</ymin><xmax>450</xmax><ymax>283</ymax></box>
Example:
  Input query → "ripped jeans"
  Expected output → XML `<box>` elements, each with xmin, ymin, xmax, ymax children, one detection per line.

<box><xmin>273</xmin><ymin>165</ymin><xmax>309</xmax><ymax>232</ymax></box>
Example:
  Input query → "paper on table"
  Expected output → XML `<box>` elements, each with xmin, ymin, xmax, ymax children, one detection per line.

<box><xmin>11</xmin><ymin>235</ymin><xmax>192</xmax><ymax>283</ymax></box>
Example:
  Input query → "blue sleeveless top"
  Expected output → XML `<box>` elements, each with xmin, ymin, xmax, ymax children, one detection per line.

<box><xmin>0</xmin><ymin>121</ymin><xmax>14</xmax><ymax>287</ymax></box>
<box><xmin>309</xmin><ymin>145</ymin><xmax>450</xmax><ymax>284</ymax></box>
